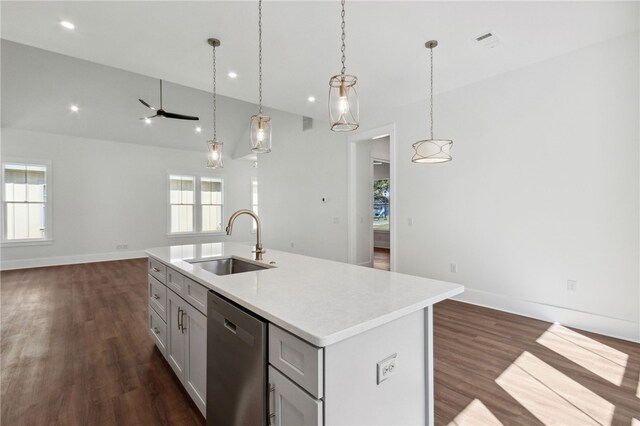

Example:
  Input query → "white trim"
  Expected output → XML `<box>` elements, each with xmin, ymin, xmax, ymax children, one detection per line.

<box><xmin>454</xmin><ymin>287</ymin><xmax>640</xmax><ymax>343</ymax></box>
<box><xmin>1</xmin><ymin>238</ymin><xmax>54</xmax><ymax>247</ymax></box>
<box><xmin>166</xmin><ymin>231</ymin><xmax>225</xmax><ymax>238</ymax></box>
<box><xmin>347</xmin><ymin>123</ymin><xmax>397</xmax><ymax>272</ymax></box>
<box><xmin>0</xmin><ymin>250</ymin><xmax>147</xmax><ymax>271</ymax></box>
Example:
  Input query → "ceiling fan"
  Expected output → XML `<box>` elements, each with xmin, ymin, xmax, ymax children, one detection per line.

<box><xmin>139</xmin><ymin>79</ymin><xmax>199</xmax><ymax>121</ymax></box>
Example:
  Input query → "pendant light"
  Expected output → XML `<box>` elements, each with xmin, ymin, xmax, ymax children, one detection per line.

<box><xmin>412</xmin><ymin>40</ymin><xmax>452</xmax><ymax>163</ymax></box>
<box><xmin>250</xmin><ymin>0</ymin><xmax>271</xmax><ymax>153</ymax></box>
<box><xmin>328</xmin><ymin>0</ymin><xmax>359</xmax><ymax>132</ymax></box>
<box><xmin>207</xmin><ymin>38</ymin><xmax>223</xmax><ymax>168</ymax></box>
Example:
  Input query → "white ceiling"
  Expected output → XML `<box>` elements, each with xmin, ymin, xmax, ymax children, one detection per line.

<box><xmin>1</xmin><ymin>1</ymin><xmax>638</xmax><ymax>121</ymax></box>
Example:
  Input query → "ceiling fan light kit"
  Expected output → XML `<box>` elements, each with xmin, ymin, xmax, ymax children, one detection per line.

<box><xmin>207</xmin><ymin>38</ymin><xmax>224</xmax><ymax>169</ymax></box>
<box><xmin>328</xmin><ymin>0</ymin><xmax>359</xmax><ymax>132</ymax></box>
<box><xmin>250</xmin><ymin>0</ymin><xmax>272</xmax><ymax>154</ymax></box>
<box><xmin>412</xmin><ymin>40</ymin><xmax>453</xmax><ymax>164</ymax></box>
<box><xmin>139</xmin><ymin>80</ymin><xmax>199</xmax><ymax>121</ymax></box>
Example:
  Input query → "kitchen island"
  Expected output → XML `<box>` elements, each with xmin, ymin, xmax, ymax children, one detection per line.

<box><xmin>146</xmin><ymin>242</ymin><xmax>463</xmax><ymax>425</ymax></box>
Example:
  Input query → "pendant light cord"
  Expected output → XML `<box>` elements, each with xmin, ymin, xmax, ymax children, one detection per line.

<box><xmin>429</xmin><ymin>46</ymin><xmax>434</xmax><ymax>139</ymax></box>
<box><xmin>258</xmin><ymin>0</ymin><xmax>263</xmax><ymax>115</ymax></box>
<box><xmin>340</xmin><ymin>0</ymin><xmax>347</xmax><ymax>74</ymax></box>
<box><xmin>212</xmin><ymin>44</ymin><xmax>217</xmax><ymax>140</ymax></box>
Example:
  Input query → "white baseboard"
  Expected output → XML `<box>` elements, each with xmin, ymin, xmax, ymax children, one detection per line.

<box><xmin>454</xmin><ymin>287</ymin><xmax>639</xmax><ymax>343</ymax></box>
<box><xmin>0</xmin><ymin>250</ymin><xmax>147</xmax><ymax>270</ymax></box>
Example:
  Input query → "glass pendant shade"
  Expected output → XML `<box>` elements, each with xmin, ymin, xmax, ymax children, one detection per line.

<box><xmin>250</xmin><ymin>114</ymin><xmax>271</xmax><ymax>153</ymax></box>
<box><xmin>411</xmin><ymin>139</ymin><xmax>452</xmax><ymax>163</ymax></box>
<box><xmin>207</xmin><ymin>139</ymin><xmax>224</xmax><ymax>168</ymax></box>
<box><xmin>329</xmin><ymin>74</ymin><xmax>359</xmax><ymax>132</ymax></box>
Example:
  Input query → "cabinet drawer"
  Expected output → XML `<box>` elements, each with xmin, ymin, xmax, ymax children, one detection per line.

<box><xmin>149</xmin><ymin>275</ymin><xmax>167</xmax><ymax>321</ymax></box>
<box><xmin>184</xmin><ymin>276</ymin><xmax>208</xmax><ymax>315</ymax></box>
<box><xmin>148</xmin><ymin>258</ymin><xmax>167</xmax><ymax>283</ymax></box>
<box><xmin>269</xmin><ymin>366</ymin><xmax>323</xmax><ymax>426</ymax></box>
<box><xmin>167</xmin><ymin>267</ymin><xmax>185</xmax><ymax>296</ymax></box>
<box><xmin>269</xmin><ymin>325</ymin><xmax>323</xmax><ymax>398</ymax></box>
<box><xmin>149</xmin><ymin>306</ymin><xmax>167</xmax><ymax>358</ymax></box>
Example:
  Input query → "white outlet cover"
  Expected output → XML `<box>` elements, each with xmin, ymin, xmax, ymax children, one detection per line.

<box><xmin>377</xmin><ymin>353</ymin><xmax>397</xmax><ymax>384</ymax></box>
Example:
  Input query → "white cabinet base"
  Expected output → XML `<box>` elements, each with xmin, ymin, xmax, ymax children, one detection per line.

<box><xmin>269</xmin><ymin>366</ymin><xmax>322</xmax><ymax>426</ymax></box>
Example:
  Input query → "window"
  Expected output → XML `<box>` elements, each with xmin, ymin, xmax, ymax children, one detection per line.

<box><xmin>250</xmin><ymin>177</ymin><xmax>258</xmax><ymax>231</ymax></box>
<box><xmin>201</xmin><ymin>177</ymin><xmax>223</xmax><ymax>232</ymax></box>
<box><xmin>168</xmin><ymin>174</ymin><xmax>224</xmax><ymax>235</ymax></box>
<box><xmin>2</xmin><ymin>161</ymin><xmax>51</xmax><ymax>243</ymax></box>
<box><xmin>373</xmin><ymin>178</ymin><xmax>390</xmax><ymax>231</ymax></box>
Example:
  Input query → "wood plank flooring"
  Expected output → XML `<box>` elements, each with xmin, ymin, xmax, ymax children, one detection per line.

<box><xmin>373</xmin><ymin>247</ymin><xmax>390</xmax><ymax>271</ymax></box>
<box><xmin>2</xmin><ymin>259</ymin><xmax>639</xmax><ymax>425</ymax></box>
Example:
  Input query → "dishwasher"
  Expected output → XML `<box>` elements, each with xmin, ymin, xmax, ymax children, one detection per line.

<box><xmin>207</xmin><ymin>291</ymin><xmax>267</xmax><ymax>426</ymax></box>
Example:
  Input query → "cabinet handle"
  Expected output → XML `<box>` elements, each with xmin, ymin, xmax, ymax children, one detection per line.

<box><xmin>153</xmin><ymin>294</ymin><xmax>160</xmax><ymax>300</ymax></box>
<box><xmin>268</xmin><ymin>383</ymin><xmax>276</xmax><ymax>425</ymax></box>
<box><xmin>152</xmin><ymin>267</ymin><xmax>160</xmax><ymax>272</ymax></box>
<box><xmin>153</xmin><ymin>327</ymin><xmax>160</xmax><ymax>335</ymax></box>
<box><xmin>177</xmin><ymin>307</ymin><xmax>183</xmax><ymax>331</ymax></box>
<box><xmin>181</xmin><ymin>310</ymin><xmax>187</xmax><ymax>334</ymax></box>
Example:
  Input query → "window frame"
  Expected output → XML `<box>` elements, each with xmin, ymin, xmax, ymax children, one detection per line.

<box><xmin>1</xmin><ymin>158</ymin><xmax>53</xmax><ymax>247</ymax></box>
<box><xmin>166</xmin><ymin>172</ymin><xmax>225</xmax><ymax>237</ymax></box>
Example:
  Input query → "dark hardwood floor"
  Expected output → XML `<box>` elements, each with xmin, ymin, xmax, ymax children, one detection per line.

<box><xmin>2</xmin><ymin>259</ymin><xmax>639</xmax><ymax>425</ymax></box>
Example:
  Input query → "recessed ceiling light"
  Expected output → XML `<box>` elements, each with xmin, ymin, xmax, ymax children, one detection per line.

<box><xmin>70</xmin><ymin>105</ymin><xmax>79</xmax><ymax>112</ymax></box>
<box><xmin>60</xmin><ymin>20</ymin><xmax>75</xmax><ymax>30</ymax></box>
<box><xmin>227</xmin><ymin>72</ymin><xmax>238</xmax><ymax>79</ymax></box>
<box><xmin>144</xmin><ymin>118</ymin><xmax>152</xmax><ymax>124</ymax></box>
<box><xmin>307</xmin><ymin>96</ymin><xmax>316</xmax><ymax>102</ymax></box>
<box><xmin>195</xmin><ymin>126</ymin><xmax>202</xmax><ymax>133</ymax></box>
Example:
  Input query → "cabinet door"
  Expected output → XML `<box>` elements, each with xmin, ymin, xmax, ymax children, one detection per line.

<box><xmin>268</xmin><ymin>366</ymin><xmax>322</xmax><ymax>426</ymax></box>
<box><xmin>184</xmin><ymin>303</ymin><xmax>207</xmax><ymax>416</ymax></box>
<box><xmin>166</xmin><ymin>289</ymin><xmax>186</xmax><ymax>382</ymax></box>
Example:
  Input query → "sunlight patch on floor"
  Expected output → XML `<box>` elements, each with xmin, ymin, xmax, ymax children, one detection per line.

<box><xmin>536</xmin><ymin>323</ymin><xmax>626</xmax><ymax>385</ymax></box>
<box><xmin>496</xmin><ymin>351</ymin><xmax>615</xmax><ymax>425</ymax></box>
<box><xmin>446</xmin><ymin>399</ymin><xmax>503</xmax><ymax>426</ymax></box>
<box><xmin>633</xmin><ymin>418</ymin><xmax>640</xmax><ymax>426</ymax></box>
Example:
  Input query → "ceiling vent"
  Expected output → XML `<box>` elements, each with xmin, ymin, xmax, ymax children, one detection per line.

<box><xmin>302</xmin><ymin>116</ymin><xmax>313</xmax><ymax>131</ymax></box>
<box><xmin>474</xmin><ymin>31</ymin><xmax>500</xmax><ymax>49</ymax></box>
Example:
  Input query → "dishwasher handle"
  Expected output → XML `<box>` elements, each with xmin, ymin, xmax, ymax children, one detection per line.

<box><xmin>224</xmin><ymin>318</ymin><xmax>237</xmax><ymax>334</ymax></box>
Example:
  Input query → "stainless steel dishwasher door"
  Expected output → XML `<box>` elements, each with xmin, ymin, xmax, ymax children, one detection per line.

<box><xmin>207</xmin><ymin>291</ymin><xmax>267</xmax><ymax>426</ymax></box>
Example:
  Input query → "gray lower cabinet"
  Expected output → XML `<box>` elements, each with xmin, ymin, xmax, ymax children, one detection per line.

<box><xmin>166</xmin><ymin>288</ymin><xmax>207</xmax><ymax>417</ymax></box>
<box><xmin>269</xmin><ymin>366</ymin><xmax>323</xmax><ymax>426</ymax></box>
<box><xmin>148</xmin><ymin>260</ymin><xmax>207</xmax><ymax>418</ymax></box>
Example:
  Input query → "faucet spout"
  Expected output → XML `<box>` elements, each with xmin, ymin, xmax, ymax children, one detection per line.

<box><xmin>225</xmin><ymin>209</ymin><xmax>264</xmax><ymax>260</ymax></box>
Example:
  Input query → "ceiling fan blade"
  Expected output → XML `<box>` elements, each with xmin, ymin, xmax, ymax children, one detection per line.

<box><xmin>163</xmin><ymin>111</ymin><xmax>199</xmax><ymax>121</ymax></box>
<box><xmin>139</xmin><ymin>114</ymin><xmax>158</xmax><ymax>120</ymax></box>
<box><xmin>139</xmin><ymin>99</ymin><xmax>156</xmax><ymax>110</ymax></box>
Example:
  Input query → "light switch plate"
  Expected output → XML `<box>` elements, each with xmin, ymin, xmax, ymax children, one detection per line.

<box><xmin>377</xmin><ymin>353</ymin><xmax>397</xmax><ymax>384</ymax></box>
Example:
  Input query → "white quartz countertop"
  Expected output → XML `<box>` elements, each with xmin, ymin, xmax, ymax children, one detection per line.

<box><xmin>145</xmin><ymin>242</ymin><xmax>463</xmax><ymax>347</ymax></box>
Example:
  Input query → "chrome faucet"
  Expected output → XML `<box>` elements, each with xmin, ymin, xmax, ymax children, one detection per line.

<box><xmin>226</xmin><ymin>209</ymin><xmax>265</xmax><ymax>261</ymax></box>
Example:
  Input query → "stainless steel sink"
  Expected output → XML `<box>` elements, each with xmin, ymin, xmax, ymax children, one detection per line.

<box><xmin>188</xmin><ymin>256</ymin><xmax>274</xmax><ymax>276</ymax></box>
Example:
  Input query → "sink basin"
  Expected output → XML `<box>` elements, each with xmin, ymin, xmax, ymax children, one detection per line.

<box><xmin>188</xmin><ymin>256</ymin><xmax>274</xmax><ymax>276</ymax></box>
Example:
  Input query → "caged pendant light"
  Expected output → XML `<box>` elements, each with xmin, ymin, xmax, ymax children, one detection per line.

<box><xmin>328</xmin><ymin>0</ymin><xmax>359</xmax><ymax>132</ymax></box>
<box><xmin>412</xmin><ymin>40</ymin><xmax>452</xmax><ymax>163</ymax></box>
<box><xmin>207</xmin><ymin>38</ymin><xmax>224</xmax><ymax>168</ymax></box>
<box><xmin>250</xmin><ymin>0</ymin><xmax>272</xmax><ymax>153</ymax></box>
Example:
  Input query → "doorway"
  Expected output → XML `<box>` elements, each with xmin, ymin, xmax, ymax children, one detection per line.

<box><xmin>347</xmin><ymin>124</ymin><xmax>396</xmax><ymax>271</ymax></box>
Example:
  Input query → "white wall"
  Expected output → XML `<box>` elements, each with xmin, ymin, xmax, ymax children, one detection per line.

<box><xmin>0</xmin><ymin>128</ymin><xmax>257</xmax><ymax>269</ymax></box>
<box><xmin>360</xmin><ymin>32</ymin><xmax>639</xmax><ymax>341</ymax></box>
<box><xmin>257</xmin><ymin>114</ymin><xmax>349</xmax><ymax>262</ymax></box>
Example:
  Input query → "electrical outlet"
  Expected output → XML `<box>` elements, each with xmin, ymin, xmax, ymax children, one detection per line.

<box><xmin>377</xmin><ymin>353</ymin><xmax>397</xmax><ymax>384</ymax></box>
<box><xmin>407</xmin><ymin>218</ymin><xmax>413</xmax><ymax>226</ymax></box>
<box><xmin>333</xmin><ymin>217</ymin><xmax>339</xmax><ymax>224</ymax></box>
<box><xmin>450</xmin><ymin>263</ymin><xmax>458</xmax><ymax>273</ymax></box>
<box><xmin>567</xmin><ymin>280</ymin><xmax>577</xmax><ymax>291</ymax></box>
<box><xmin>116</xmin><ymin>244</ymin><xmax>128</xmax><ymax>250</ymax></box>
<box><xmin>290</xmin><ymin>242</ymin><xmax>295</xmax><ymax>248</ymax></box>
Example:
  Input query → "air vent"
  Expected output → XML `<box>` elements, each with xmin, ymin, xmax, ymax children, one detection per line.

<box><xmin>302</xmin><ymin>116</ymin><xmax>313</xmax><ymax>131</ymax></box>
<box><xmin>474</xmin><ymin>31</ymin><xmax>500</xmax><ymax>49</ymax></box>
